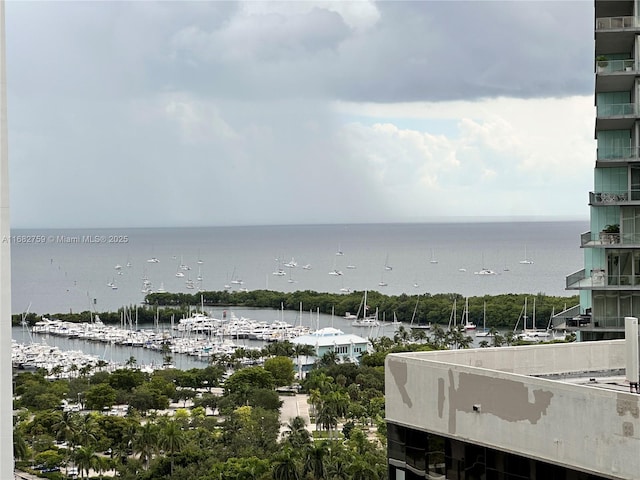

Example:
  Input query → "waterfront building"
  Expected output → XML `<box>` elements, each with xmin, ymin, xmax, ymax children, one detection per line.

<box><xmin>566</xmin><ymin>0</ymin><xmax>640</xmax><ymax>341</ymax></box>
<box><xmin>385</xmin><ymin>322</ymin><xmax>640</xmax><ymax>479</ymax></box>
<box><xmin>290</xmin><ymin>327</ymin><xmax>370</xmax><ymax>376</ymax></box>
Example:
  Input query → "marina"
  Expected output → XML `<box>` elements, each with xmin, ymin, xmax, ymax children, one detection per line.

<box><xmin>11</xmin><ymin>305</ymin><xmax>403</xmax><ymax>373</ymax></box>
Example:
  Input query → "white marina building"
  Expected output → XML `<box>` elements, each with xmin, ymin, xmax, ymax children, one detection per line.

<box><xmin>291</xmin><ymin>327</ymin><xmax>370</xmax><ymax>376</ymax></box>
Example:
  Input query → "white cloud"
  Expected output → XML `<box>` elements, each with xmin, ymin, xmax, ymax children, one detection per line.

<box><xmin>336</xmin><ymin>96</ymin><xmax>595</xmax><ymax>220</ymax></box>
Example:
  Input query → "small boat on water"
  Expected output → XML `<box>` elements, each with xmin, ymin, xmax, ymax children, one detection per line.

<box><xmin>474</xmin><ymin>268</ymin><xmax>497</xmax><ymax>275</ymax></box>
<box><xmin>475</xmin><ymin>301</ymin><xmax>493</xmax><ymax>337</ymax></box>
<box><xmin>462</xmin><ymin>298</ymin><xmax>476</xmax><ymax>331</ymax></box>
<box><xmin>352</xmin><ymin>291</ymin><xmax>380</xmax><ymax>327</ymax></box>
<box><xmin>409</xmin><ymin>295</ymin><xmax>431</xmax><ymax>330</ymax></box>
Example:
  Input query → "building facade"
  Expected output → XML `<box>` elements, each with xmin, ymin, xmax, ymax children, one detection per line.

<box><xmin>385</xmin><ymin>341</ymin><xmax>640</xmax><ymax>480</ymax></box>
<box><xmin>567</xmin><ymin>0</ymin><xmax>640</xmax><ymax>341</ymax></box>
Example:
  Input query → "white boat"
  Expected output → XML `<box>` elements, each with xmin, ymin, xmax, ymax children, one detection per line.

<box><xmin>230</xmin><ymin>267</ymin><xmax>243</xmax><ymax>285</ymax></box>
<box><xmin>474</xmin><ymin>268</ymin><xmax>497</xmax><ymax>275</ymax></box>
<box><xmin>515</xmin><ymin>298</ymin><xmax>551</xmax><ymax>342</ymax></box>
<box><xmin>519</xmin><ymin>245</ymin><xmax>534</xmax><ymax>264</ymax></box>
<box><xmin>429</xmin><ymin>249</ymin><xmax>438</xmax><ymax>264</ymax></box>
<box><xmin>384</xmin><ymin>253</ymin><xmax>393</xmax><ymax>271</ymax></box>
<box><xmin>475</xmin><ymin>301</ymin><xmax>493</xmax><ymax>337</ymax></box>
<box><xmin>409</xmin><ymin>295</ymin><xmax>431</xmax><ymax>330</ymax></box>
<box><xmin>353</xmin><ymin>315</ymin><xmax>380</xmax><ymax>327</ymax></box>
<box><xmin>328</xmin><ymin>269</ymin><xmax>343</xmax><ymax>276</ymax></box>
<box><xmin>352</xmin><ymin>291</ymin><xmax>380</xmax><ymax>327</ymax></box>
<box><xmin>284</xmin><ymin>258</ymin><xmax>297</xmax><ymax>268</ymax></box>
<box><xmin>462</xmin><ymin>298</ymin><xmax>476</xmax><ymax>331</ymax></box>
<box><xmin>147</xmin><ymin>257</ymin><xmax>159</xmax><ymax>263</ymax></box>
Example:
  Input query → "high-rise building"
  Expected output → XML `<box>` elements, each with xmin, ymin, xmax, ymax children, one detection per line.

<box><xmin>566</xmin><ymin>1</ymin><xmax>640</xmax><ymax>342</ymax></box>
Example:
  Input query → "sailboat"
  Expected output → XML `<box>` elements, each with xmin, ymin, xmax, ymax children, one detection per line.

<box><xmin>352</xmin><ymin>291</ymin><xmax>380</xmax><ymax>327</ymax></box>
<box><xmin>462</xmin><ymin>298</ymin><xmax>476</xmax><ymax>331</ymax></box>
<box><xmin>515</xmin><ymin>298</ymin><xmax>550</xmax><ymax>341</ymax></box>
<box><xmin>474</xmin><ymin>254</ymin><xmax>497</xmax><ymax>275</ymax></box>
<box><xmin>475</xmin><ymin>301</ymin><xmax>493</xmax><ymax>337</ymax></box>
<box><xmin>429</xmin><ymin>249</ymin><xmax>438</xmax><ymax>264</ymax></box>
<box><xmin>409</xmin><ymin>295</ymin><xmax>431</xmax><ymax>330</ymax></box>
<box><xmin>519</xmin><ymin>246</ymin><xmax>534</xmax><ymax>264</ymax></box>
<box><xmin>384</xmin><ymin>254</ymin><xmax>393</xmax><ymax>271</ymax></box>
<box><xmin>378</xmin><ymin>271</ymin><xmax>388</xmax><ymax>287</ymax></box>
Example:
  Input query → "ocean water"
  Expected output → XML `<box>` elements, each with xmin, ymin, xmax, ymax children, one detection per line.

<box><xmin>10</xmin><ymin>221</ymin><xmax>587</xmax><ymax>315</ymax></box>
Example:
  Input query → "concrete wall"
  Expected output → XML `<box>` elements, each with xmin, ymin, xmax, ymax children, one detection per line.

<box><xmin>386</xmin><ymin>341</ymin><xmax>640</xmax><ymax>479</ymax></box>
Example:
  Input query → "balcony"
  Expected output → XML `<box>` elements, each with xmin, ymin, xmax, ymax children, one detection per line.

<box><xmin>597</xmin><ymin>103</ymin><xmax>635</xmax><ymax>117</ymax></box>
<box><xmin>596</xmin><ymin>146</ymin><xmax>639</xmax><ymax>165</ymax></box>
<box><xmin>596</xmin><ymin>103</ymin><xmax>637</xmax><ymax>130</ymax></box>
<box><xmin>566</xmin><ymin>269</ymin><xmax>602</xmax><ymax>289</ymax></box>
<box><xmin>596</xmin><ymin>59</ymin><xmax>636</xmax><ymax>93</ymax></box>
<box><xmin>596</xmin><ymin>16</ymin><xmax>638</xmax><ymax>30</ymax></box>
<box><xmin>566</xmin><ymin>268</ymin><xmax>640</xmax><ymax>290</ymax></box>
<box><xmin>596</xmin><ymin>58</ymin><xmax>635</xmax><ymax>73</ymax></box>
<box><xmin>580</xmin><ymin>230</ymin><xmax>622</xmax><ymax>247</ymax></box>
<box><xmin>589</xmin><ymin>190</ymin><xmax>640</xmax><ymax>206</ymax></box>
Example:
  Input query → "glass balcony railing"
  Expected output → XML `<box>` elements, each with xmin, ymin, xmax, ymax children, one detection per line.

<box><xmin>581</xmin><ymin>230</ymin><xmax>640</xmax><ymax>247</ymax></box>
<box><xmin>597</xmin><ymin>146</ymin><xmax>639</xmax><ymax>160</ymax></box>
<box><xmin>566</xmin><ymin>269</ymin><xmax>603</xmax><ymax>289</ymax></box>
<box><xmin>566</xmin><ymin>269</ymin><xmax>640</xmax><ymax>289</ymax></box>
<box><xmin>596</xmin><ymin>59</ymin><xmax>635</xmax><ymax>73</ymax></box>
<box><xmin>589</xmin><ymin>190</ymin><xmax>640</xmax><ymax>205</ymax></box>
<box><xmin>596</xmin><ymin>16</ymin><xmax>638</xmax><ymax>30</ymax></box>
<box><xmin>597</xmin><ymin>103</ymin><xmax>636</xmax><ymax>117</ymax></box>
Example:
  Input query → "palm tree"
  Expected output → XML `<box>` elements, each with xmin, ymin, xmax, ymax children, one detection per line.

<box><xmin>74</xmin><ymin>445</ymin><xmax>100</xmax><ymax>479</ymax></box>
<box><xmin>393</xmin><ymin>325</ymin><xmax>410</xmax><ymax>345</ymax></box>
<box><xmin>53</xmin><ymin>411</ymin><xmax>78</xmax><ymax>467</ymax></box>
<box><xmin>347</xmin><ymin>457</ymin><xmax>379</xmax><ymax>480</ymax></box>
<box><xmin>410</xmin><ymin>328</ymin><xmax>428</xmax><ymax>343</ymax></box>
<box><xmin>159</xmin><ymin>419</ymin><xmax>187</xmax><ymax>476</ymax></box>
<box><xmin>75</xmin><ymin>413</ymin><xmax>98</xmax><ymax>447</ymax></box>
<box><xmin>272</xmin><ymin>447</ymin><xmax>300</xmax><ymax>480</ymax></box>
<box><xmin>133</xmin><ymin>421</ymin><xmax>158</xmax><ymax>470</ymax></box>
<box><xmin>303</xmin><ymin>441</ymin><xmax>328</xmax><ymax>479</ymax></box>
<box><xmin>429</xmin><ymin>324</ymin><xmax>448</xmax><ymax>349</ymax></box>
<box><xmin>318</xmin><ymin>350</ymin><xmax>339</xmax><ymax>367</ymax></box>
<box><xmin>283</xmin><ymin>416</ymin><xmax>311</xmax><ymax>449</ymax></box>
<box><xmin>316</xmin><ymin>404</ymin><xmax>338</xmax><ymax>439</ymax></box>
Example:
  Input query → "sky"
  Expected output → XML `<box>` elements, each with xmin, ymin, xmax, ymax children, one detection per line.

<box><xmin>6</xmin><ymin>1</ymin><xmax>596</xmax><ymax>228</ymax></box>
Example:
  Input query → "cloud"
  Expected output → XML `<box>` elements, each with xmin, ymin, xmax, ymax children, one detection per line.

<box><xmin>336</xmin><ymin>95</ymin><xmax>595</xmax><ymax>220</ymax></box>
<box><xmin>5</xmin><ymin>1</ymin><xmax>596</xmax><ymax>228</ymax></box>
